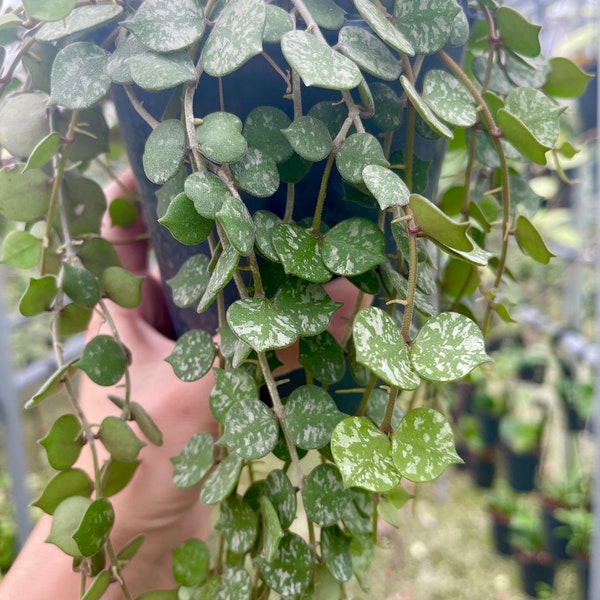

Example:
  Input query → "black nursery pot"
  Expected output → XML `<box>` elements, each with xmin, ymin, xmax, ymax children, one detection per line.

<box><xmin>516</xmin><ymin>552</ymin><xmax>555</xmax><ymax>598</ymax></box>
<box><xmin>479</xmin><ymin>414</ymin><xmax>500</xmax><ymax>445</ymax></box>
<box><xmin>575</xmin><ymin>554</ymin><xmax>589</xmax><ymax>600</ymax></box>
<box><xmin>505</xmin><ymin>449</ymin><xmax>539</xmax><ymax>492</ymax></box>
<box><xmin>489</xmin><ymin>511</ymin><xmax>512</xmax><ymax>555</ymax></box>
<box><xmin>541</xmin><ymin>504</ymin><xmax>571</xmax><ymax>561</ymax></box>
<box><xmin>469</xmin><ymin>450</ymin><xmax>496</xmax><ymax>488</ymax></box>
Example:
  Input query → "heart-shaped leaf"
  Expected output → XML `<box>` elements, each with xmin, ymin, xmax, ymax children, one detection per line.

<box><xmin>200</xmin><ymin>453</ymin><xmax>244</xmax><ymax>505</ymax></box>
<box><xmin>253</xmin><ymin>210</ymin><xmax>282</xmax><ymax>261</ymax></box>
<box><xmin>299</xmin><ymin>331</ymin><xmax>345</xmax><ymax>384</ymax></box>
<box><xmin>353</xmin><ymin>307</ymin><xmax>420</xmax><ymax>389</ymax></box>
<box><xmin>216</xmin><ymin>567</ymin><xmax>252</xmax><ymax>600</ymax></box>
<box><xmin>304</xmin><ymin>464</ymin><xmax>348</xmax><ymax>527</ymax></box>
<box><xmin>60</xmin><ymin>264</ymin><xmax>99</xmax><ymax>309</ymax></box>
<box><xmin>19</xmin><ymin>276</ymin><xmax>56</xmax><ymax>317</ymax></box>
<box><xmin>264</xmin><ymin>469</ymin><xmax>296</xmax><ymax>529</ymax></box>
<box><xmin>46</xmin><ymin>496</ymin><xmax>91</xmax><ymax>557</ymax></box>
<box><xmin>230</xmin><ymin>147</ymin><xmax>280</xmax><ymax>197</ymax></box>
<box><xmin>39</xmin><ymin>414</ymin><xmax>83</xmax><ymax>470</ymax></box>
<box><xmin>128</xmin><ymin>49</ymin><xmax>196</xmax><ymax>91</ymax></box>
<box><xmin>284</xmin><ymin>385</ymin><xmax>344</xmax><ymax>449</ymax></box>
<box><xmin>1</xmin><ymin>230</ymin><xmax>42</xmax><ymax>269</ymax></box>
<box><xmin>209</xmin><ymin>367</ymin><xmax>259</xmax><ymax>424</ymax></box>
<box><xmin>216</xmin><ymin>495</ymin><xmax>258</xmax><ymax>554</ymax></box>
<box><xmin>370</xmin><ymin>82</ymin><xmax>404</xmax><ymax>132</ymax></box>
<box><xmin>0</xmin><ymin>168</ymin><xmax>51</xmax><ymax>222</ymax></box>
<box><xmin>202</xmin><ymin>0</ymin><xmax>265</xmax><ymax>77</ymax></box>
<box><xmin>321</xmin><ymin>525</ymin><xmax>353</xmax><ymax>583</ymax></box>
<box><xmin>23</xmin><ymin>0</ymin><xmax>75</xmax><ymax>21</ymax></box>
<box><xmin>422</xmin><ymin>69</ymin><xmax>477</xmax><ymax>127</ymax></box>
<box><xmin>410</xmin><ymin>312</ymin><xmax>490</xmax><ymax>382</ymax></box>
<box><xmin>216</xmin><ymin>196</ymin><xmax>255</xmax><ymax>256</ymax></box>
<box><xmin>243</xmin><ymin>106</ymin><xmax>293</xmax><ymax>163</ymax></box>
<box><xmin>172</xmin><ymin>538</ymin><xmax>210</xmax><ymax>587</ymax></box>
<box><xmin>166</xmin><ymin>254</ymin><xmax>210</xmax><ymax>309</ymax></box>
<box><xmin>171</xmin><ymin>433</ymin><xmax>215</xmax><ymax>489</ymax></box>
<box><xmin>514</xmin><ymin>213</ymin><xmax>555</xmax><ymax>264</ymax></box>
<box><xmin>281</xmin><ymin>116</ymin><xmax>332</xmax><ymax>162</ymax></box>
<box><xmin>37</xmin><ymin>5</ymin><xmax>123</xmax><ymax>41</ymax></box>
<box><xmin>158</xmin><ymin>193</ymin><xmax>214</xmax><ymax>245</ymax></box>
<box><xmin>143</xmin><ymin>119</ymin><xmax>186</xmax><ymax>185</ymax></box>
<box><xmin>196</xmin><ymin>112</ymin><xmax>247</xmax><ymax>164</ymax></box>
<box><xmin>264</xmin><ymin>4</ymin><xmax>293</xmax><ymax>43</ymax></box>
<box><xmin>184</xmin><ymin>171</ymin><xmax>231</xmax><ymax>219</ymax></box>
<box><xmin>166</xmin><ymin>329</ymin><xmax>216</xmax><ymax>382</ymax></box>
<box><xmin>33</xmin><ymin>468</ymin><xmax>93</xmax><ymax>515</ymax></box>
<box><xmin>72</xmin><ymin>498</ymin><xmax>114</xmax><ymax>557</ymax></box>
<box><xmin>281</xmin><ymin>30</ymin><xmax>362</xmax><ymax>90</ymax></box>
<box><xmin>77</xmin><ymin>335</ymin><xmax>127</xmax><ymax>386</ymax></box>
<box><xmin>543</xmin><ymin>57</ymin><xmax>593</xmax><ymax>98</ymax></box>
<box><xmin>497</xmin><ymin>6</ymin><xmax>541</xmax><ymax>57</ymax></box>
<box><xmin>391</xmin><ymin>407</ymin><xmax>461</xmax><ymax>482</ymax></box>
<box><xmin>0</xmin><ymin>93</ymin><xmax>50</xmax><ymax>159</ymax></box>
<box><xmin>331</xmin><ymin>416</ymin><xmax>401</xmax><ymax>492</ymax></box>
<box><xmin>101</xmin><ymin>460</ymin><xmax>140</xmax><ymax>498</ymax></box>
<box><xmin>197</xmin><ymin>245</ymin><xmax>240</xmax><ymax>313</ymax></box>
<box><xmin>335</xmin><ymin>133</ymin><xmax>389</xmax><ymax>184</ymax></box>
<box><xmin>362</xmin><ymin>165</ymin><xmax>410</xmax><ymax>210</ymax></box>
<box><xmin>100</xmin><ymin>267</ymin><xmax>143</xmax><ymax>309</ymax></box>
<box><xmin>98</xmin><ymin>416</ymin><xmax>145</xmax><ymax>463</ymax></box>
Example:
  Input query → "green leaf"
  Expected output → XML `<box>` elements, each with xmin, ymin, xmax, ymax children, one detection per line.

<box><xmin>216</xmin><ymin>495</ymin><xmax>258</xmax><ymax>554</ymax></box>
<box><xmin>202</xmin><ymin>0</ymin><xmax>265</xmax><ymax>77</ymax></box>
<box><xmin>400</xmin><ymin>76</ymin><xmax>453</xmax><ymax>139</ymax></box>
<box><xmin>72</xmin><ymin>498</ymin><xmax>114</xmax><ymax>557</ymax></box>
<box><xmin>321</xmin><ymin>526</ymin><xmax>353</xmax><ymax>583</ymax></box>
<box><xmin>0</xmin><ymin>93</ymin><xmax>50</xmax><ymax>159</ymax></box>
<box><xmin>422</xmin><ymin>70</ymin><xmax>477</xmax><ymax>127</ymax></box>
<box><xmin>497</xmin><ymin>6</ymin><xmax>541</xmax><ymax>57</ymax></box>
<box><xmin>100</xmin><ymin>267</ymin><xmax>143</xmax><ymax>309</ymax></box>
<box><xmin>243</xmin><ymin>106</ymin><xmax>293</xmax><ymax>163</ymax></box>
<box><xmin>391</xmin><ymin>407</ymin><xmax>461</xmax><ymax>482</ymax></box>
<box><xmin>58</xmin><ymin>304</ymin><xmax>92</xmax><ymax>337</ymax></box>
<box><xmin>282</xmin><ymin>116</ymin><xmax>332</xmax><ymax>162</ymax></box>
<box><xmin>50</xmin><ymin>42</ymin><xmax>110</xmax><ymax>109</ymax></box>
<box><xmin>171</xmin><ymin>433</ymin><xmax>215</xmax><ymax>489</ymax></box>
<box><xmin>172</xmin><ymin>538</ymin><xmax>210</xmax><ymax>587</ymax></box>
<box><xmin>543</xmin><ymin>57</ymin><xmax>593</xmax><ymax>98</ymax></box>
<box><xmin>253</xmin><ymin>210</ymin><xmax>282</xmax><ymax>262</ymax></box>
<box><xmin>184</xmin><ymin>171</ymin><xmax>231</xmax><ymax>219</ymax></box>
<box><xmin>19</xmin><ymin>276</ymin><xmax>56</xmax><ymax>317</ymax></box>
<box><xmin>77</xmin><ymin>335</ymin><xmax>127</xmax><ymax>386</ymax></box>
<box><xmin>62</xmin><ymin>263</ymin><xmax>99</xmax><ymax>309</ymax></box>
<box><xmin>331</xmin><ymin>416</ymin><xmax>400</xmax><ymax>492</ymax></box>
<box><xmin>410</xmin><ymin>312</ymin><xmax>490</xmax><ymax>382</ymax></box>
<box><xmin>284</xmin><ymin>385</ymin><xmax>343</xmax><ymax>449</ymax></box>
<box><xmin>196</xmin><ymin>112</ymin><xmax>247</xmax><ymax>164</ymax></box>
<box><xmin>98</xmin><ymin>416</ymin><xmax>145</xmax><ymax>463</ymax></box>
<box><xmin>378</xmin><ymin>262</ymin><xmax>436</xmax><ymax>317</ymax></box>
<box><xmin>130</xmin><ymin>402</ymin><xmax>163</xmax><ymax>446</ymax></box>
<box><xmin>370</xmin><ymin>82</ymin><xmax>404</xmax><ymax>132</ymax></box>
<box><xmin>122</xmin><ymin>0</ymin><xmax>205</xmax><ymax>52</ymax></box>
<box><xmin>46</xmin><ymin>496</ymin><xmax>91</xmax><ymax>557</ymax></box>
<box><xmin>394</xmin><ymin>0</ymin><xmax>460</xmax><ymax>55</ymax></box>
<box><xmin>281</xmin><ymin>30</ymin><xmax>362</xmax><ymax>91</ymax></box>
<box><xmin>167</xmin><ymin>254</ymin><xmax>211</xmax><ymax>309</ymax></box>
<box><xmin>100</xmin><ymin>459</ymin><xmax>139</xmax><ymax>497</ymax></box>
<box><xmin>514</xmin><ymin>213</ymin><xmax>555</xmax><ymax>264</ymax></box>
<box><xmin>39</xmin><ymin>414</ymin><xmax>83</xmax><ymax>471</ymax></box>
<box><xmin>255</xmin><ymin>533</ymin><xmax>311</xmax><ymax>597</ymax></box>
<box><xmin>33</xmin><ymin>469</ymin><xmax>93</xmax><ymax>515</ymax></box>
<box><xmin>23</xmin><ymin>0</ymin><xmax>76</xmax><ymax>21</ymax></box>
<box><xmin>353</xmin><ymin>307</ymin><xmax>420</xmax><ymax>389</ymax></box>
<box><xmin>1</xmin><ymin>230</ymin><xmax>41</xmax><ymax>269</ymax></box>
<box><xmin>200</xmin><ymin>453</ymin><xmax>244</xmax><ymax>505</ymax></box>
<box><xmin>128</xmin><ymin>49</ymin><xmax>196</xmax><ymax>91</ymax></box>
<box><xmin>304</xmin><ymin>464</ymin><xmax>348</xmax><ymax>527</ymax></box>
<box><xmin>117</xmin><ymin>535</ymin><xmax>145</xmax><ymax>564</ymax></box>
<box><xmin>142</xmin><ymin>120</ymin><xmax>186</xmax><ymax>185</ymax></box>
<box><xmin>299</xmin><ymin>331</ymin><xmax>346</xmax><ymax>384</ymax></box>
<box><xmin>273</xmin><ymin>278</ymin><xmax>341</xmax><ymax>336</ymax></box>
<box><xmin>197</xmin><ymin>246</ymin><xmax>240</xmax><ymax>312</ymax></box>
<box><xmin>227</xmin><ymin>298</ymin><xmax>297</xmax><ymax>352</ymax></box>
<box><xmin>60</xmin><ymin>176</ymin><xmax>106</xmax><ymax>237</ymax></box>
<box><xmin>264</xmin><ymin>4</ymin><xmax>293</xmax><ymax>43</ymax></box>
<box><xmin>366</xmin><ymin>388</ymin><xmax>404</xmax><ymax>430</ymax></box>
<box><xmin>341</xmin><ymin>488</ymin><xmax>373</xmax><ymax>538</ymax></box>
<box><xmin>209</xmin><ymin>368</ymin><xmax>258</xmax><ymax>425</ymax></box>
<box><xmin>219</xmin><ymin>398</ymin><xmax>279</xmax><ymax>459</ymax></box>
<box><xmin>302</xmin><ymin>0</ymin><xmax>345</xmax><ymax>29</ymax></box>
<box><xmin>259</xmin><ymin>497</ymin><xmax>283</xmax><ymax>562</ymax></box>
<box><xmin>362</xmin><ymin>165</ymin><xmax>410</xmax><ymax>210</ymax></box>
<box><xmin>22</xmin><ymin>132</ymin><xmax>62</xmax><ymax>172</ymax></box>
<box><xmin>165</xmin><ymin>329</ymin><xmax>216</xmax><ymax>382</ymax></box>
<box><xmin>158</xmin><ymin>193</ymin><xmax>214</xmax><ymax>245</ymax></box>
<box><xmin>26</xmin><ymin>361</ymin><xmax>77</xmax><ymax>409</ymax></box>
<box><xmin>0</xmin><ymin>168</ymin><xmax>51</xmax><ymax>222</ymax></box>
<box><xmin>215</xmin><ymin>567</ymin><xmax>252</xmax><ymax>600</ymax></box>
<box><xmin>216</xmin><ymin>196</ymin><xmax>255</xmax><ymax>256</ymax></box>
<box><xmin>335</xmin><ymin>133</ymin><xmax>389</xmax><ymax>185</ymax></box>
<box><xmin>338</xmin><ymin>26</ymin><xmax>402</xmax><ymax>81</ymax></box>
<box><xmin>264</xmin><ymin>470</ymin><xmax>296</xmax><ymax>529</ymax></box>
<box><xmin>230</xmin><ymin>147</ymin><xmax>280</xmax><ymax>198</ymax></box>
<box><xmin>36</xmin><ymin>5</ymin><xmax>123</xmax><ymax>41</ymax></box>
<box><xmin>80</xmin><ymin>571</ymin><xmax>110</xmax><ymax>600</ymax></box>
<box><xmin>272</xmin><ymin>223</ymin><xmax>331</xmax><ymax>283</ymax></box>
<box><xmin>353</xmin><ymin>0</ymin><xmax>414</xmax><ymax>55</ymax></box>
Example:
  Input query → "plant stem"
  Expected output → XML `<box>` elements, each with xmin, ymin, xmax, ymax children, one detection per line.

<box><xmin>106</xmin><ymin>540</ymin><xmax>133</xmax><ymax>600</ymax></box>
<box><xmin>381</xmin><ymin>386</ymin><xmax>399</xmax><ymax>434</ymax></box>
<box><xmin>400</xmin><ymin>211</ymin><xmax>418</xmax><ymax>343</ymax></box>
<box><xmin>310</xmin><ymin>152</ymin><xmax>335</xmax><ymax>234</ymax></box>
<box><xmin>184</xmin><ymin>58</ymin><xmax>206</xmax><ymax>172</ymax></box>
<box><xmin>356</xmin><ymin>373</ymin><xmax>378</xmax><ymax>417</ymax></box>
<box><xmin>123</xmin><ymin>86</ymin><xmax>159</xmax><ymax>129</ymax></box>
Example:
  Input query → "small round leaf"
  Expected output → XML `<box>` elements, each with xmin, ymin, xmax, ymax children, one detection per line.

<box><xmin>304</xmin><ymin>464</ymin><xmax>348</xmax><ymax>527</ymax></box>
<box><xmin>166</xmin><ymin>329</ymin><xmax>216</xmax><ymax>382</ymax></box>
<box><xmin>172</xmin><ymin>538</ymin><xmax>210</xmax><ymax>587</ymax></box>
<box><xmin>77</xmin><ymin>335</ymin><xmax>127</xmax><ymax>386</ymax></box>
<box><xmin>39</xmin><ymin>414</ymin><xmax>83</xmax><ymax>470</ymax></box>
<box><xmin>143</xmin><ymin>119</ymin><xmax>186</xmax><ymax>185</ymax></box>
<box><xmin>200</xmin><ymin>453</ymin><xmax>244</xmax><ymax>505</ymax></box>
<box><xmin>98</xmin><ymin>416</ymin><xmax>145</xmax><ymax>463</ymax></box>
<box><xmin>171</xmin><ymin>433</ymin><xmax>215</xmax><ymax>489</ymax></box>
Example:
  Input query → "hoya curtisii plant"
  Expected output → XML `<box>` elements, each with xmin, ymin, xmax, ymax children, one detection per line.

<box><xmin>0</xmin><ymin>0</ymin><xmax>590</xmax><ymax>597</ymax></box>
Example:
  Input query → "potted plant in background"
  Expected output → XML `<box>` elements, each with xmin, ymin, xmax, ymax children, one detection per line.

<box><xmin>457</xmin><ymin>413</ymin><xmax>497</xmax><ymax>488</ymax></box>
<box><xmin>0</xmin><ymin>0</ymin><xmax>590</xmax><ymax>597</ymax></box>
<box><xmin>556</xmin><ymin>374</ymin><xmax>593</xmax><ymax>433</ymax></box>
<box><xmin>487</xmin><ymin>483</ymin><xmax>519</xmax><ymax>556</ymax></box>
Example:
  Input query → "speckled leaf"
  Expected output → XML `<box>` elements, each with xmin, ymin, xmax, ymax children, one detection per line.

<box><xmin>255</xmin><ymin>533</ymin><xmax>311</xmax><ymax>597</ymax></box>
<box><xmin>128</xmin><ymin>49</ymin><xmax>196</xmax><ymax>91</ymax></box>
<box><xmin>197</xmin><ymin>246</ymin><xmax>239</xmax><ymax>312</ymax></box>
<box><xmin>158</xmin><ymin>193</ymin><xmax>214</xmax><ymax>245</ymax></box>
<box><xmin>366</xmin><ymin>388</ymin><xmax>404</xmax><ymax>430</ymax></box>
<box><xmin>335</xmin><ymin>133</ymin><xmax>389</xmax><ymax>184</ymax></box>
<box><xmin>230</xmin><ymin>147</ymin><xmax>280</xmax><ymax>197</ymax></box>
<box><xmin>410</xmin><ymin>312</ymin><xmax>489</xmax><ymax>382</ymax></box>
<box><xmin>272</xmin><ymin>223</ymin><xmax>331</xmax><ymax>283</ymax></box>
<box><xmin>321</xmin><ymin>525</ymin><xmax>353</xmax><ymax>582</ymax></box>
<box><xmin>391</xmin><ymin>407</ymin><xmax>461</xmax><ymax>482</ymax></box>
<box><xmin>122</xmin><ymin>0</ymin><xmax>205</xmax><ymax>52</ymax></box>
<box><xmin>172</xmin><ymin>538</ymin><xmax>210</xmax><ymax>587</ymax></box>
<box><xmin>264</xmin><ymin>4</ymin><xmax>293</xmax><ymax>43</ymax></box>
<box><xmin>259</xmin><ymin>497</ymin><xmax>283</xmax><ymax>563</ymax></box>
<box><xmin>171</xmin><ymin>433</ymin><xmax>215</xmax><ymax>489</ymax></box>
<box><xmin>400</xmin><ymin>76</ymin><xmax>453</xmax><ymax>139</ymax></box>
<box><xmin>209</xmin><ymin>367</ymin><xmax>258</xmax><ymax>424</ymax></box>
<box><xmin>165</xmin><ymin>329</ymin><xmax>216</xmax><ymax>382</ymax></box>
<box><xmin>216</xmin><ymin>196</ymin><xmax>255</xmax><ymax>256</ymax></box>
<box><xmin>46</xmin><ymin>496</ymin><xmax>91</xmax><ymax>557</ymax></box>
<box><xmin>284</xmin><ymin>385</ymin><xmax>344</xmax><ymax>449</ymax></box>
<box><xmin>184</xmin><ymin>171</ymin><xmax>231</xmax><ymax>219</ymax></box>
<box><xmin>215</xmin><ymin>567</ymin><xmax>252</xmax><ymax>600</ymax></box>
<box><xmin>50</xmin><ymin>42</ymin><xmax>110</xmax><ymax>109</ymax></box>
<box><xmin>260</xmin><ymin>470</ymin><xmax>295</xmax><ymax>530</ymax></box>
<box><xmin>200</xmin><ymin>452</ymin><xmax>244</xmax><ymax>505</ymax></box>
<box><xmin>196</xmin><ymin>112</ymin><xmax>247</xmax><ymax>163</ymax></box>
<box><xmin>143</xmin><ymin>120</ymin><xmax>186</xmax><ymax>185</ymax></box>
<box><xmin>39</xmin><ymin>414</ymin><xmax>83</xmax><ymax>471</ymax></box>
<box><xmin>77</xmin><ymin>335</ymin><xmax>127</xmax><ymax>386</ymax></box>
<box><xmin>321</xmin><ymin>218</ymin><xmax>387</xmax><ymax>276</ymax></box>
<box><xmin>72</xmin><ymin>498</ymin><xmax>114</xmax><ymax>557</ymax></box>
<box><xmin>1</xmin><ymin>230</ymin><xmax>41</xmax><ymax>269</ymax></box>
<box><xmin>98</xmin><ymin>417</ymin><xmax>145</xmax><ymax>463</ymax></box>
<box><xmin>362</xmin><ymin>165</ymin><xmax>409</xmax><ymax>210</ymax></box>
<box><xmin>253</xmin><ymin>210</ymin><xmax>282</xmax><ymax>261</ymax></box>
<box><xmin>0</xmin><ymin>93</ymin><xmax>50</xmax><ymax>159</ymax></box>
<box><xmin>33</xmin><ymin>469</ymin><xmax>92</xmax><ymax>515</ymax></box>
<box><xmin>353</xmin><ymin>0</ymin><xmax>414</xmax><ymax>55</ymax></box>
<box><xmin>447</xmin><ymin>6</ymin><xmax>470</xmax><ymax>46</ymax></box>
<box><xmin>22</xmin><ymin>132</ymin><xmax>61</xmax><ymax>172</ymax></box>
<box><xmin>338</xmin><ymin>26</ymin><xmax>402</xmax><ymax>81</ymax></box>
<box><xmin>23</xmin><ymin>0</ymin><xmax>75</xmax><ymax>21</ymax></box>
<box><xmin>216</xmin><ymin>495</ymin><xmax>258</xmax><ymax>554</ymax></box>
<box><xmin>341</xmin><ymin>488</ymin><xmax>373</xmax><ymax>538</ymax></box>
<box><xmin>422</xmin><ymin>69</ymin><xmax>477</xmax><ymax>127</ymax></box>
<box><xmin>304</xmin><ymin>464</ymin><xmax>348</xmax><ymax>527</ymax></box>
<box><xmin>243</xmin><ymin>107</ymin><xmax>293</xmax><ymax>163</ymax></box>
<box><xmin>281</xmin><ymin>30</ymin><xmax>362</xmax><ymax>90</ymax></box>
<box><xmin>331</xmin><ymin>416</ymin><xmax>400</xmax><ymax>492</ymax></box>
<box><xmin>273</xmin><ymin>278</ymin><xmax>341</xmax><ymax>336</ymax></box>
<box><xmin>497</xmin><ymin>6</ymin><xmax>541</xmax><ymax>57</ymax></box>
<box><xmin>353</xmin><ymin>307</ymin><xmax>420</xmax><ymax>389</ymax></box>
<box><xmin>371</xmin><ymin>82</ymin><xmax>404</xmax><ymax>132</ymax></box>
<box><xmin>0</xmin><ymin>168</ymin><xmax>51</xmax><ymax>222</ymax></box>
<box><xmin>515</xmin><ymin>213</ymin><xmax>555</xmax><ymax>264</ymax></box>
<box><xmin>202</xmin><ymin>0</ymin><xmax>266</xmax><ymax>77</ymax></box>
<box><xmin>219</xmin><ymin>398</ymin><xmax>279</xmax><ymax>459</ymax></box>
<box><xmin>281</xmin><ymin>116</ymin><xmax>332</xmax><ymax>162</ymax></box>
<box><xmin>167</xmin><ymin>254</ymin><xmax>210</xmax><ymax>309</ymax></box>
<box><xmin>36</xmin><ymin>4</ymin><xmax>123</xmax><ymax>42</ymax></box>
<box><xmin>299</xmin><ymin>331</ymin><xmax>345</xmax><ymax>384</ymax></box>
<box><xmin>303</xmin><ymin>0</ymin><xmax>345</xmax><ymax>29</ymax></box>
<box><xmin>378</xmin><ymin>262</ymin><xmax>436</xmax><ymax>317</ymax></box>
<box><xmin>394</xmin><ymin>0</ymin><xmax>460</xmax><ymax>55</ymax></box>
<box><xmin>19</xmin><ymin>276</ymin><xmax>56</xmax><ymax>317</ymax></box>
